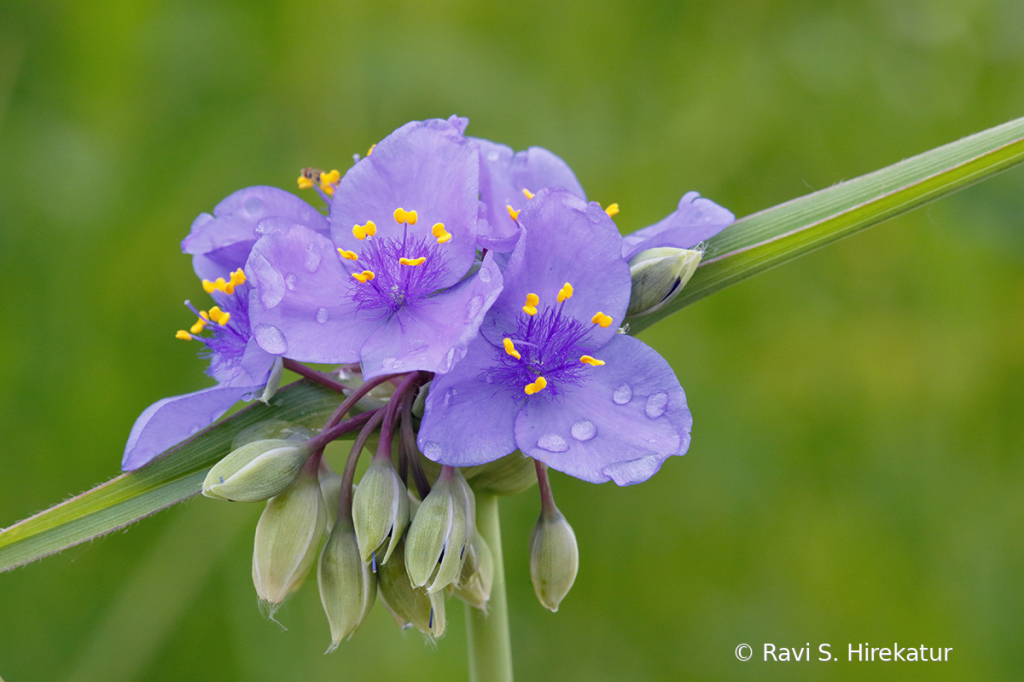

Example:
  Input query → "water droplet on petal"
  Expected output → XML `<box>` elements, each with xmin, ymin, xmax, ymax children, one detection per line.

<box><xmin>445</xmin><ymin>347</ymin><xmax>456</xmax><ymax>370</ymax></box>
<box><xmin>537</xmin><ymin>433</ymin><xmax>568</xmax><ymax>453</ymax></box>
<box><xmin>692</xmin><ymin>209</ymin><xmax>704</xmax><ymax>221</ymax></box>
<box><xmin>570</xmin><ymin>420</ymin><xmax>596</xmax><ymax>441</ymax></box>
<box><xmin>613</xmin><ymin>383</ymin><xmax>632</xmax><ymax>405</ymax></box>
<box><xmin>285</xmin><ymin>273</ymin><xmax>298</xmax><ymax>291</ymax></box>
<box><xmin>251</xmin><ymin>254</ymin><xmax>285</xmax><ymax>309</ymax></box>
<box><xmin>478</xmin><ymin>265</ymin><xmax>492</xmax><ymax>283</ymax></box>
<box><xmin>466</xmin><ymin>295</ymin><xmax>484</xmax><ymax>321</ymax></box>
<box><xmin>444</xmin><ymin>388</ymin><xmax>457</xmax><ymax>406</ymax></box>
<box><xmin>487</xmin><ymin>151</ymin><xmax>500</xmax><ymax>162</ymax></box>
<box><xmin>423</xmin><ymin>441</ymin><xmax>442</xmax><ymax>460</ymax></box>
<box><xmin>189</xmin><ymin>425</ymin><xmax>201</xmax><ymax>435</ymax></box>
<box><xmin>315</xmin><ymin>307</ymin><xmax>328</xmax><ymax>324</ymax></box>
<box><xmin>381</xmin><ymin>357</ymin><xmax>397</xmax><ymax>369</ymax></box>
<box><xmin>253</xmin><ymin>323</ymin><xmax>288</xmax><ymax>355</ymax></box>
<box><xmin>304</xmin><ymin>243</ymin><xmax>322</xmax><ymax>272</ymax></box>
<box><xmin>645</xmin><ymin>391</ymin><xmax>668</xmax><ymax>418</ymax></box>
<box><xmin>244</xmin><ymin>196</ymin><xmax>263</xmax><ymax>216</ymax></box>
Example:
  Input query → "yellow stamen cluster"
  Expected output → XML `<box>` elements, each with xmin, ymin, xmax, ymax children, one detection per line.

<box><xmin>337</xmin><ymin>249</ymin><xmax>358</xmax><ymax>261</ymax></box>
<box><xmin>319</xmin><ymin>169</ymin><xmax>341</xmax><ymax>195</ymax></box>
<box><xmin>352</xmin><ymin>270</ymin><xmax>376</xmax><ymax>283</ymax></box>
<box><xmin>393</xmin><ymin>208</ymin><xmax>418</xmax><ymax>225</ymax></box>
<box><xmin>353</xmin><ymin>221</ymin><xmax>377</xmax><ymax>240</ymax></box>
<box><xmin>432</xmin><ymin>222</ymin><xmax>453</xmax><ymax>244</ymax></box>
<box><xmin>503</xmin><ymin>338</ymin><xmax>521</xmax><ymax>360</ymax></box>
<box><xmin>591</xmin><ymin>311</ymin><xmax>613</xmax><ymax>328</ymax></box>
<box><xmin>202</xmin><ymin>268</ymin><xmax>247</xmax><ymax>295</ymax></box>
<box><xmin>506</xmin><ymin>205</ymin><xmax>520</xmax><ymax>221</ymax></box>
<box><xmin>604</xmin><ymin>203</ymin><xmax>619</xmax><ymax>218</ymax></box>
<box><xmin>296</xmin><ymin>168</ymin><xmax>341</xmax><ymax>195</ymax></box>
<box><xmin>522</xmin><ymin>188</ymin><xmax>535</xmax><ymax>200</ymax></box>
<box><xmin>208</xmin><ymin>306</ymin><xmax>230</xmax><ymax>326</ymax></box>
<box><xmin>580</xmin><ymin>355</ymin><xmax>605</xmax><ymax>367</ymax></box>
<box><xmin>556</xmin><ymin>282</ymin><xmax>574</xmax><ymax>303</ymax></box>
<box><xmin>522</xmin><ymin>293</ymin><xmax>540</xmax><ymax>316</ymax></box>
<box><xmin>399</xmin><ymin>257</ymin><xmax>426</xmax><ymax>266</ymax></box>
<box><xmin>524</xmin><ymin>376</ymin><xmax>547</xmax><ymax>395</ymax></box>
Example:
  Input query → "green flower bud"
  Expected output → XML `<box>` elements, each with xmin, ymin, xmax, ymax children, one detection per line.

<box><xmin>626</xmin><ymin>247</ymin><xmax>702</xmax><ymax>317</ymax></box>
<box><xmin>461</xmin><ymin>452</ymin><xmax>538</xmax><ymax>496</ymax></box>
<box><xmin>231</xmin><ymin>419</ymin><xmax>313</xmax><ymax>450</ymax></box>
<box><xmin>318</xmin><ymin>459</ymin><xmax>344</xmax><ymax>532</ymax></box>
<box><xmin>377</xmin><ymin>536</ymin><xmax>446</xmax><ymax>637</ymax></box>
<box><xmin>318</xmin><ymin>515</ymin><xmax>377</xmax><ymax>651</ymax></box>
<box><xmin>529</xmin><ymin>507</ymin><xmax>579</xmax><ymax>612</ymax></box>
<box><xmin>412</xmin><ymin>380</ymin><xmax>430</xmax><ymax>418</ymax></box>
<box><xmin>404</xmin><ymin>467</ymin><xmax>474</xmax><ymax>593</ymax></box>
<box><xmin>449</xmin><ymin>529</ymin><xmax>494</xmax><ymax>611</ymax></box>
<box><xmin>203</xmin><ymin>439</ymin><xmax>310</xmax><ymax>502</ymax></box>
<box><xmin>352</xmin><ymin>456</ymin><xmax>410</xmax><ymax>565</ymax></box>
<box><xmin>252</xmin><ymin>464</ymin><xmax>326</xmax><ymax>607</ymax></box>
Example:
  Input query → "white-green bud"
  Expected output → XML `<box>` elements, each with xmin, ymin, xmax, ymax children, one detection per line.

<box><xmin>258</xmin><ymin>356</ymin><xmax>286</xmax><ymax>404</ymax></box>
<box><xmin>318</xmin><ymin>459</ymin><xmax>344</xmax><ymax>532</ymax></box>
<box><xmin>404</xmin><ymin>467</ymin><xmax>474</xmax><ymax>593</ymax></box>
<box><xmin>231</xmin><ymin>419</ymin><xmax>313</xmax><ymax>449</ymax></box>
<box><xmin>317</xmin><ymin>515</ymin><xmax>377</xmax><ymax>651</ymax></box>
<box><xmin>626</xmin><ymin>247</ymin><xmax>702</xmax><ymax>317</ymax></box>
<box><xmin>352</xmin><ymin>456</ymin><xmax>409</xmax><ymax>565</ymax></box>
<box><xmin>251</xmin><ymin>464</ymin><xmax>326</xmax><ymax>607</ymax></box>
<box><xmin>461</xmin><ymin>452</ymin><xmax>538</xmax><ymax>496</ymax></box>
<box><xmin>529</xmin><ymin>508</ymin><xmax>579</xmax><ymax>612</ymax></box>
<box><xmin>203</xmin><ymin>439</ymin><xmax>310</xmax><ymax>502</ymax></box>
<box><xmin>377</xmin><ymin>536</ymin><xmax>446</xmax><ymax>637</ymax></box>
<box><xmin>449</xmin><ymin>529</ymin><xmax>494</xmax><ymax>611</ymax></box>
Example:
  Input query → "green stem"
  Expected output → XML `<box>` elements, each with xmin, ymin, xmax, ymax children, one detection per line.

<box><xmin>466</xmin><ymin>494</ymin><xmax>514</xmax><ymax>682</ymax></box>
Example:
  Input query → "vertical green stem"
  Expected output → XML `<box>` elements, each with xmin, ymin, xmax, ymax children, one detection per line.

<box><xmin>466</xmin><ymin>493</ymin><xmax>514</xmax><ymax>682</ymax></box>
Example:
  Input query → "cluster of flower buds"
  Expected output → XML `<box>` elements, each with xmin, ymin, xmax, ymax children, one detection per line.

<box><xmin>123</xmin><ymin>115</ymin><xmax>734</xmax><ymax>649</ymax></box>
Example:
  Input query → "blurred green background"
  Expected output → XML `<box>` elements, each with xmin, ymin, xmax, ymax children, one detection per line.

<box><xmin>2</xmin><ymin>0</ymin><xmax>1024</xmax><ymax>680</ymax></box>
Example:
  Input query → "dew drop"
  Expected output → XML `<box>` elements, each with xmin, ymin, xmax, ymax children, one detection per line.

<box><xmin>612</xmin><ymin>383</ymin><xmax>633</xmax><ymax>405</ymax></box>
<box><xmin>423</xmin><ymin>441</ymin><xmax>442</xmax><ymax>459</ymax></box>
<box><xmin>537</xmin><ymin>433</ymin><xmax>568</xmax><ymax>453</ymax></box>
<box><xmin>444</xmin><ymin>388</ymin><xmax>457</xmax><ymax>406</ymax></box>
<box><xmin>253</xmin><ymin>323</ymin><xmax>288</xmax><ymax>355</ymax></box>
<box><xmin>445</xmin><ymin>347</ymin><xmax>456</xmax><ymax>370</ymax></box>
<box><xmin>244</xmin><ymin>196</ymin><xmax>263</xmax><ymax>216</ymax></box>
<box><xmin>285</xmin><ymin>273</ymin><xmax>298</xmax><ymax>291</ymax></box>
<box><xmin>487</xmin><ymin>151</ymin><xmax>500</xmax><ymax>162</ymax></box>
<box><xmin>381</xmin><ymin>357</ymin><xmax>397</xmax><ymax>369</ymax></box>
<box><xmin>189</xmin><ymin>425</ymin><xmax>201</xmax><ymax>435</ymax></box>
<box><xmin>645</xmin><ymin>391</ymin><xmax>668</xmax><ymax>418</ymax></box>
<box><xmin>315</xmin><ymin>307</ymin><xmax>329</xmax><ymax>324</ymax></box>
<box><xmin>570</xmin><ymin>420</ymin><xmax>596</xmax><ymax>441</ymax></box>
<box><xmin>466</xmin><ymin>295</ymin><xmax>484</xmax><ymax>321</ymax></box>
<box><xmin>304</xmin><ymin>243</ymin><xmax>322</xmax><ymax>272</ymax></box>
<box><xmin>693</xmin><ymin>209</ymin><xmax>704</xmax><ymax>221</ymax></box>
<box><xmin>251</xmin><ymin>254</ymin><xmax>285</xmax><ymax>309</ymax></box>
<box><xmin>478</xmin><ymin>265</ymin><xmax>492</xmax><ymax>283</ymax></box>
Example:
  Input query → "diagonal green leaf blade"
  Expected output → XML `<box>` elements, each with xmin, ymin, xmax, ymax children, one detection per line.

<box><xmin>630</xmin><ymin>115</ymin><xmax>1024</xmax><ymax>334</ymax></box>
<box><xmin>0</xmin><ymin>380</ymin><xmax>345</xmax><ymax>573</ymax></box>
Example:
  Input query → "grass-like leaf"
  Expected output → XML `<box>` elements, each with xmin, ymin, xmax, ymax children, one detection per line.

<box><xmin>0</xmin><ymin>380</ymin><xmax>345</xmax><ymax>573</ymax></box>
<box><xmin>629</xmin><ymin>115</ymin><xmax>1024</xmax><ymax>334</ymax></box>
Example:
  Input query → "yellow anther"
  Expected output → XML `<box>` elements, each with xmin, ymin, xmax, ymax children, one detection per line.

<box><xmin>199</xmin><ymin>311</ymin><xmax>210</xmax><ymax>321</ymax></box>
<box><xmin>522</xmin><ymin>292</ymin><xmax>540</xmax><ymax>316</ymax></box>
<box><xmin>352</xmin><ymin>270</ymin><xmax>376</xmax><ymax>283</ymax></box>
<box><xmin>367</xmin><ymin>143</ymin><xmax>375</xmax><ymax>156</ymax></box>
<box><xmin>321</xmin><ymin>169</ymin><xmax>340</xmax><ymax>184</ymax></box>
<box><xmin>503</xmin><ymin>338</ymin><xmax>521</xmax><ymax>360</ymax></box>
<box><xmin>580</xmin><ymin>355</ymin><xmax>605</xmax><ymax>367</ymax></box>
<box><xmin>176</xmin><ymin>330</ymin><xmax>193</xmax><ymax>341</ymax></box>
<box><xmin>322</xmin><ymin>184</ymin><xmax>336</xmax><ymax>196</ymax></box>
<box><xmin>432</xmin><ymin>222</ymin><xmax>452</xmax><ymax>244</ymax></box>
<box><xmin>224</xmin><ymin>268</ymin><xmax>246</xmax><ymax>294</ymax></box>
<box><xmin>202</xmin><ymin>279</ymin><xmax>217</xmax><ymax>294</ymax></box>
<box><xmin>557</xmin><ymin>282</ymin><xmax>574</xmax><ymax>303</ymax></box>
<box><xmin>353</xmin><ymin>221</ymin><xmax>377</xmax><ymax>240</ymax></box>
<box><xmin>337</xmin><ymin>248</ymin><xmax>359</xmax><ymax>261</ymax></box>
<box><xmin>604</xmin><ymin>203</ymin><xmax>620</xmax><ymax>218</ymax></box>
<box><xmin>208</xmin><ymin>307</ymin><xmax>230</xmax><ymax>326</ymax></box>
<box><xmin>297</xmin><ymin>175</ymin><xmax>314</xmax><ymax>190</ymax></box>
<box><xmin>399</xmin><ymin>257</ymin><xmax>426</xmax><ymax>266</ymax></box>
<box><xmin>591</xmin><ymin>311</ymin><xmax>613</xmax><ymax>328</ymax></box>
<box><xmin>522</xmin><ymin>188</ymin><xmax>535</xmax><ymax>200</ymax></box>
<box><xmin>393</xmin><ymin>208</ymin><xmax>418</xmax><ymax>225</ymax></box>
<box><xmin>506</xmin><ymin>205</ymin><xmax>520</xmax><ymax>221</ymax></box>
<box><xmin>190</xmin><ymin>318</ymin><xmax>207</xmax><ymax>335</ymax></box>
<box><xmin>524</xmin><ymin>376</ymin><xmax>548</xmax><ymax>395</ymax></box>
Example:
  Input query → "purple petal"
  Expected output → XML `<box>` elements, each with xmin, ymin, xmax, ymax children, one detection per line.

<box><xmin>122</xmin><ymin>384</ymin><xmax>256</xmax><ymax>471</ymax></box>
<box><xmin>621</xmin><ymin>191</ymin><xmax>734</xmax><ymax>260</ymax></box>
<box><xmin>513</xmin><ymin>335</ymin><xmax>691</xmax><ymax>485</ymax></box>
<box><xmin>182</xmin><ymin>186</ymin><xmax>327</xmax><ymax>279</ymax></box>
<box><xmin>239</xmin><ymin>337</ymin><xmax>277</xmax><ymax>386</ymax></box>
<box><xmin>359</xmin><ymin>251</ymin><xmax>503</xmax><ymax>379</ymax></box>
<box><xmin>485</xmin><ymin>188</ymin><xmax>630</xmax><ymax>348</ymax></box>
<box><xmin>474</xmin><ymin>138</ymin><xmax>585</xmax><ymax>252</ymax></box>
<box><xmin>245</xmin><ymin>224</ymin><xmax>379</xmax><ymax>363</ymax></box>
<box><xmin>417</xmin><ymin>337</ymin><xmax>520</xmax><ymax>466</ymax></box>
<box><xmin>330</xmin><ymin>118</ymin><xmax>479</xmax><ymax>288</ymax></box>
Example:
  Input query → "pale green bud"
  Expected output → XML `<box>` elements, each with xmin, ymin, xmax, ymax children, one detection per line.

<box><xmin>412</xmin><ymin>380</ymin><xmax>430</xmax><ymax>418</ymax></box>
<box><xmin>404</xmin><ymin>468</ymin><xmax>474</xmax><ymax>593</ymax></box>
<box><xmin>318</xmin><ymin>515</ymin><xmax>377</xmax><ymax>651</ymax></box>
<box><xmin>318</xmin><ymin>459</ymin><xmax>344</xmax><ymax>532</ymax></box>
<box><xmin>377</xmin><ymin>536</ymin><xmax>447</xmax><ymax>637</ymax></box>
<box><xmin>352</xmin><ymin>456</ymin><xmax>409</xmax><ymax>565</ymax></box>
<box><xmin>461</xmin><ymin>452</ymin><xmax>538</xmax><ymax>496</ymax></box>
<box><xmin>231</xmin><ymin>419</ymin><xmax>313</xmax><ymax>450</ymax></box>
<box><xmin>529</xmin><ymin>508</ymin><xmax>579</xmax><ymax>612</ymax></box>
<box><xmin>626</xmin><ymin>247</ymin><xmax>702</xmax><ymax>317</ymax></box>
<box><xmin>252</xmin><ymin>465</ymin><xmax>326</xmax><ymax>607</ymax></box>
<box><xmin>258</xmin><ymin>356</ymin><xmax>286</xmax><ymax>404</ymax></box>
<box><xmin>449</xmin><ymin>529</ymin><xmax>494</xmax><ymax>611</ymax></box>
<box><xmin>203</xmin><ymin>439</ymin><xmax>310</xmax><ymax>502</ymax></box>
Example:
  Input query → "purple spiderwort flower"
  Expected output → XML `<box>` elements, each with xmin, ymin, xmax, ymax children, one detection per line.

<box><xmin>418</xmin><ymin>188</ymin><xmax>692</xmax><ymax>486</ymax></box>
<box><xmin>246</xmin><ymin>117</ymin><xmax>502</xmax><ymax>379</ymax></box>
<box><xmin>621</xmin><ymin>191</ymin><xmax>734</xmax><ymax>260</ymax></box>
<box><xmin>122</xmin><ymin>187</ymin><xmax>325</xmax><ymax>471</ymax></box>
<box><xmin>473</xmin><ymin>138</ymin><xmax>586</xmax><ymax>252</ymax></box>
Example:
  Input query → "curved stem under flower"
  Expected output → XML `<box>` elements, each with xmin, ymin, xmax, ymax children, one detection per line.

<box><xmin>338</xmin><ymin>409</ymin><xmax>387</xmax><ymax>523</ymax></box>
<box><xmin>282</xmin><ymin>358</ymin><xmax>352</xmax><ymax>394</ymax></box>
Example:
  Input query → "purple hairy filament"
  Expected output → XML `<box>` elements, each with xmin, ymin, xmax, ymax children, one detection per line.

<box><xmin>345</xmin><ymin>233</ymin><xmax>450</xmax><ymax>319</ymax></box>
<box><xmin>185</xmin><ymin>283</ymin><xmax>253</xmax><ymax>382</ymax></box>
<box><xmin>483</xmin><ymin>304</ymin><xmax>594</xmax><ymax>400</ymax></box>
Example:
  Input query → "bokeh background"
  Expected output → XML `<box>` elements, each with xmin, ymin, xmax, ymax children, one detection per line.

<box><xmin>2</xmin><ymin>0</ymin><xmax>1024</xmax><ymax>680</ymax></box>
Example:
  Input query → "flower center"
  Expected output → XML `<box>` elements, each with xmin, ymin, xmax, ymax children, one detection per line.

<box><xmin>176</xmin><ymin>269</ymin><xmax>254</xmax><ymax>382</ymax></box>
